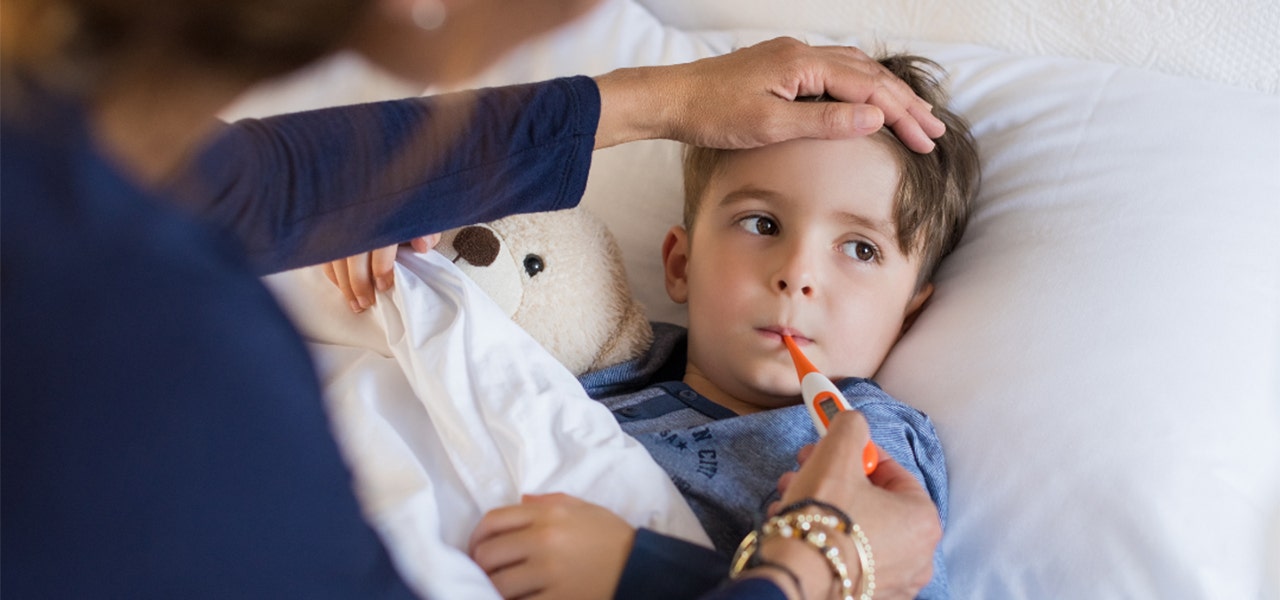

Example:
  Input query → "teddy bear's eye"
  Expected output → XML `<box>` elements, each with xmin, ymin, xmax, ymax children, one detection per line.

<box><xmin>523</xmin><ymin>254</ymin><xmax>545</xmax><ymax>277</ymax></box>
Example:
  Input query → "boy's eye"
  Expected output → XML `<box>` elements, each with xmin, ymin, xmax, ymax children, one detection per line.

<box><xmin>841</xmin><ymin>240</ymin><xmax>879</xmax><ymax>262</ymax></box>
<box><xmin>736</xmin><ymin>216</ymin><xmax>779</xmax><ymax>236</ymax></box>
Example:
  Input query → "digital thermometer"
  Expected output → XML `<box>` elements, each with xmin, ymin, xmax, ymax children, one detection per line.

<box><xmin>782</xmin><ymin>334</ymin><xmax>879</xmax><ymax>475</ymax></box>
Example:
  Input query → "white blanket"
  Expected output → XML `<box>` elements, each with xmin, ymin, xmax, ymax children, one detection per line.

<box><xmin>264</xmin><ymin>250</ymin><xmax>710</xmax><ymax>599</ymax></box>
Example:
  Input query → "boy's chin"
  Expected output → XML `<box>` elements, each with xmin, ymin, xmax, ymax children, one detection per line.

<box><xmin>743</xmin><ymin>382</ymin><xmax>804</xmax><ymax>410</ymax></box>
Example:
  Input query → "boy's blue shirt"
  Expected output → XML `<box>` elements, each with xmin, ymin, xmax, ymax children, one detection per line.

<box><xmin>580</xmin><ymin>322</ymin><xmax>950</xmax><ymax>600</ymax></box>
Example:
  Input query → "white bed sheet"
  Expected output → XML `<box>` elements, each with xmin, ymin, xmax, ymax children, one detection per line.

<box><xmin>262</xmin><ymin>251</ymin><xmax>709</xmax><ymax>599</ymax></box>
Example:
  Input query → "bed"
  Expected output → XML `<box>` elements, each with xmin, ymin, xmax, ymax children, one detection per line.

<box><xmin>226</xmin><ymin>0</ymin><xmax>1280</xmax><ymax>597</ymax></box>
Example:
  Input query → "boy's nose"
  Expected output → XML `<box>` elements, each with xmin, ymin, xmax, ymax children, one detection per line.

<box><xmin>775</xmin><ymin>277</ymin><xmax>814</xmax><ymax>296</ymax></box>
<box><xmin>772</xmin><ymin>254</ymin><xmax>815</xmax><ymax>297</ymax></box>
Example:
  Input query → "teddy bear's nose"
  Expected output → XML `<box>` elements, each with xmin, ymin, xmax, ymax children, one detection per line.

<box><xmin>453</xmin><ymin>226</ymin><xmax>501</xmax><ymax>267</ymax></box>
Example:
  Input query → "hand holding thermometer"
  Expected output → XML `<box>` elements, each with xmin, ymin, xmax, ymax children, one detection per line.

<box><xmin>782</xmin><ymin>334</ymin><xmax>879</xmax><ymax>475</ymax></box>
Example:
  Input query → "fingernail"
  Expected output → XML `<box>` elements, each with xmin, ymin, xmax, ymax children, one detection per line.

<box><xmin>854</xmin><ymin>109</ymin><xmax>875</xmax><ymax>130</ymax></box>
<box><xmin>376</xmin><ymin>277</ymin><xmax>390</xmax><ymax>292</ymax></box>
<box><xmin>357</xmin><ymin>296</ymin><xmax>371</xmax><ymax>309</ymax></box>
<box><xmin>349</xmin><ymin>300</ymin><xmax>364</xmax><ymax>313</ymax></box>
<box><xmin>853</xmin><ymin>106</ymin><xmax>883</xmax><ymax>131</ymax></box>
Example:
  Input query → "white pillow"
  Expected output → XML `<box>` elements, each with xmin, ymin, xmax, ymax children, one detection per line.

<box><xmin>460</xmin><ymin>1</ymin><xmax>1280</xmax><ymax>597</ymax></box>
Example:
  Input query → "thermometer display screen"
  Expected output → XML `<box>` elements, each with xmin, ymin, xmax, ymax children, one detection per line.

<box><xmin>818</xmin><ymin>397</ymin><xmax>840</xmax><ymax>421</ymax></box>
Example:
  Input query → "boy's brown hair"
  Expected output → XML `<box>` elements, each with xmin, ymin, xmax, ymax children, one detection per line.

<box><xmin>681</xmin><ymin>53</ymin><xmax>980</xmax><ymax>290</ymax></box>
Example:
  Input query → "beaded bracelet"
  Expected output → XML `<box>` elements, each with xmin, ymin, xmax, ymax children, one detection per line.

<box><xmin>764</xmin><ymin>516</ymin><xmax>855</xmax><ymax>600</ymax></box>
<box><xmin>772</xmin><ymin>498</ymin><xmax>853</xmax><ymax>533</ymax></box>
<box><xmin>730</xmin><ymin>514</ymin><xmax>845</xmax><ymax>579</ymax></box>
<box><xmin>730</xmin><ymin>506</ymin><xmax>877</xmax><ymax>600</ymax></box>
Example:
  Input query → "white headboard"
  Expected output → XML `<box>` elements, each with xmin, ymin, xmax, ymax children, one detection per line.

<box><xmin>638</xmin><ymin>0</ymin><xmax>1280</xmax><ymax>95</ymax></box>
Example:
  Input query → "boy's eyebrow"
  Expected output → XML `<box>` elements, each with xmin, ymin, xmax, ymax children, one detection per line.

<box><xmin>718</xmin><ymin>186</ymin><xmax>786</xmax><ymax>208</ymax></box>
<box><xmin>719</xmin><ymin>185</ymin><xmax>897</xmax><ymax>241</ymax></box>
<box><xmin>837</xmin><ymin>212</ymin><xmax>897</xmax><ymax>242</ymax></box>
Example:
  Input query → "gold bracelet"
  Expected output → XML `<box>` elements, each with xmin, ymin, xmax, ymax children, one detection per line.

<box><xmin>729</xmin><ymin>528</ymin><xmax>761</xmax><ymax>578</ymax></box>
<box><xmin>847</xmin><ymin>522</ymin><xmax>875</xmax><ymax>600</ymax></box>
<box><xmin>730</xmin><ymin>510</ymin><xmax>875</xmax><ymax>600</ymax></box>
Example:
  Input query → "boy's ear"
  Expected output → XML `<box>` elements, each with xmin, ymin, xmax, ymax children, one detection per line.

<box><xmin>661</xmin><ymin>226</ymin><xmax>690</xmax><ymax>304</ymax></box>
<box><xmin>900</xmin><ymin>282</ymin><xmax>934</xmax><ymax>337</ymax></box>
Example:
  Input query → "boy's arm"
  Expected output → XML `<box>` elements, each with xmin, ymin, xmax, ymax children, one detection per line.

<box><xmin>469</xmin><ymin>493</ymin><xmax>635</xmax><ymax>600</ymax></box>
<box><xmin>469</xmin><ymin>493</ymin><xmax>726</xmax><ymax>600</ymax></box>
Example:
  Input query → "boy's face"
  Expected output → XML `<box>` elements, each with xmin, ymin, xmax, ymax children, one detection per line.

<box><xmin>663</xmin><ymin>136</ymin><xmax>932</xmax><ymax>414</ymax></box>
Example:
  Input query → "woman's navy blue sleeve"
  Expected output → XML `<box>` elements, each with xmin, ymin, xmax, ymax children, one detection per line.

<box><xmin>700</xmin><ymin>578</ymin><xmax>788</xmax><ymax>600</ymax></box>
<box><xmin>175</xmin><ymin>76</ymin><xmax>600</xmax><ymax>274</ymax></box>
<box><xmin>616</xmin><ymin>528</ymin><xmax>731</xmax><ymax>600</ymax></box>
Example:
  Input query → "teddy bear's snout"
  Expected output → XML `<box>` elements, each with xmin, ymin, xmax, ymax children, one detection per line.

<box><xmin>453</xmin><ymin>226</ymin><xmax>501</xmax><ymax>267</ymax></box>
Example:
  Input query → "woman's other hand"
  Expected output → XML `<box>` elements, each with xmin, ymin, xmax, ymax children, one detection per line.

<box><xmin>595</xmin><ymin>37</ymin><xmax>945</xmax><ymax>153</ymax></box>
<box><xmin>322</xmin><ymin>234</ymin><xmax>439</xmax><ymax>312</ymax></box>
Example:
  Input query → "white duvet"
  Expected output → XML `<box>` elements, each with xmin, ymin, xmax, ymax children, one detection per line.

<box><xmin>264</xmin><ymin>250</ymin><xmax>709</xmax><ymax>599</ymax></box>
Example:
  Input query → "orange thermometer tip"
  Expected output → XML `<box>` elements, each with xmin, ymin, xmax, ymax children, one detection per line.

<box><xmin>863</xmin><ymin>442</ymin><xmax>880</xmax><ymax>475</ymax></box>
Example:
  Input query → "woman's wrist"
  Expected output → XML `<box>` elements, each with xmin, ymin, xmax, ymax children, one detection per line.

<box><xmin>731</xmin><ymin>503</ymin><xmax>877</xmax><ymax>600</ymax></box>
<box><xmin>593</xmin><ymin>65</ymin><xmax>680</xmax><ymax>149</ymax></box>
<box><xmin>754</xmin><ymin>535</ymin><xmax>851</xmax><ymax>600</ymax></box>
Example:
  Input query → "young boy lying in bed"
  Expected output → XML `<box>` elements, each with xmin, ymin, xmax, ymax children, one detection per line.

<box><xmin>466</xmin><ymin>53</ymin><xmax>980</xmax><ymax>600</ymax></box>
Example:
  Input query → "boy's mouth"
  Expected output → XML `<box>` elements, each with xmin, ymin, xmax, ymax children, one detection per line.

<box><xmin>758</xmin><ymin>326</ymin><xmax>811</xmax><ymax>345</ymax></box>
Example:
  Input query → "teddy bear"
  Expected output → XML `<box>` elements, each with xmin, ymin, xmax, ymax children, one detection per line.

<box><xmin>434</xmin><ymin>207</ymin><xmax>653</xmax><ymax>376</ymax></box>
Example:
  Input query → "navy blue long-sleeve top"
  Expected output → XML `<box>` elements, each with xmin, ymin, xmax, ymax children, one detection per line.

<box><xmin>1</xmin><ymin>77</ymin><xmax>596</xmax><ymax>598</ymax></box>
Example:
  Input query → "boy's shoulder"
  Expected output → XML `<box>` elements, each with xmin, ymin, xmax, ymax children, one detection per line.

<box><xmin>842</xmin><ymin>376</ymin><xmax>949</xmax><ymax>526</ymax></box>
<box><xmin>578</xmin><ymin>321</ymin><xmax>687</xmax><ymax>398</ymax></box>
<box><xmin>837</xmin><ymin>377</ymin><xmax>934</xmax><ymax>428</ymax></box>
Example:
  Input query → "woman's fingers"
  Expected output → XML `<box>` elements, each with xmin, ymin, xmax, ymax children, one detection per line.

<box><xmin>796</xmin><ymin>45</ymin><xmax>941</xmax><ymax>152</ymax></box>
<box><xmin>369</xmin><ymin>244</ymin><xmax>399</xmax><ymax>293</ymax></box>
<box><xmin>322</xmin><ymin>242</ymin><xmax>422</xmax><ymax>312</ymax></box>
<box><xmin>607</xmin><ymin>37</ymin><xmax>946</xmax><ymax>153</ymax></box>
<box><xmin>325</xmin><ymin>257</ymin><xmax>362</xmax><ymax>313</ymax></box>
<box><xmin>410</xmin><ymin>233</ymin><xmax>442</xmax><ymax>253</ymax></box>
<box><xmin>345</xmin><ymin>253</ymin><xmax>376</xmax><ymax>308</ymax></box>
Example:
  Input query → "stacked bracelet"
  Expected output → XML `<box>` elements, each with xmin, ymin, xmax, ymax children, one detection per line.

<box><xmin>772</xmin><ymin>498</ymin><xmax>852</xmax><ymax>533</ymax></box>
<box><xmin>729</xmin><ymin>500</ymin><xmax>876</xmax><ymax>600</ymax></box>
